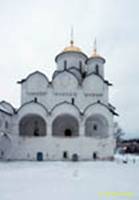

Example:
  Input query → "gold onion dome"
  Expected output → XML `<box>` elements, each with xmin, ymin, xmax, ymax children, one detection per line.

<box><xmin>89</xmin><ymin>39</ymin><xmax>105</xmax><ymax>62</ymax></box>
<box><xmin>91</xmin><ymin>48</ymin><xmax>102</xmax><ymax>58</ymax></box>
<box><xmin>90</xmin><ymin>47</ymin><xmax>105</xmax><ymax>63</ymax></box>
<box><xmin>63</xmin><ymin>40</ymin><xmax>82</xmax><ymax>53</ymax></box>
<box><xmin>55</xmin><ymin>39</ymin><xmax>87</xmax><ymax>62</ymax></box>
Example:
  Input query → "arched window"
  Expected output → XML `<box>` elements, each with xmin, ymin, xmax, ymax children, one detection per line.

<box><xmin>19</xmin><ymin>114</ymin><xmax>46</xmax><ymax>137</ymax></box>
<box><xmin>52</xmin><ymin>114</ymin><xmax>79</xmax><ymax>137</ymax></box>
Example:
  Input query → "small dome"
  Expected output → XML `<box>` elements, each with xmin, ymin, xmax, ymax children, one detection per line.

<box><xmin>89</xmin><ymin>48</ymin><xmax>105</xmax><ymax>63</ymax></box>
<box><xmin>55</xmin><ymin>39</ymin><xmax>87</xmax><ymax>63</ymax></box>
<box><xmin>63</xmin><ymin>40</ymin><xmax>82</xmax><ymax>53</ymax></box>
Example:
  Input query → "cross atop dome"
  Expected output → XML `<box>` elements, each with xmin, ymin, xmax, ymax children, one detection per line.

<box><xmin>89</xmin><ymin>38</ymin><xmax>106</xmax><ymax>63</ymax></box>
<box><xmin>63</xmin><ymin>27</ymin><xmax>82</xmax><ymax>53</ymax></box>
<box><xmin>63</xmin><ymin>40</ymin><xmax>82</xmax><ymax>53</ymax></box>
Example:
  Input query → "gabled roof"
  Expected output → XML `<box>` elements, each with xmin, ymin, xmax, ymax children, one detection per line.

<box><xmin>83</xmin><ymin>101</ymin><xmax>119</xmax><ymax>116</ymax></box>
<box><xmin>52</xmin><ymin>69</ymin><xmax>80</xmax><ymax>84</ymax></box>
<box><xmin>17</xmin><ymin>71</ymin><xmax>49</xmax><ymax>84</ymax></box>
<box><xmin>16</xmin><ymin>100</ymin><xmax>49</xmax><ymax>114</ymax></box>
<box><xmin>85</xmin><ymin>72</ymin><xmax>113</xmax><ymax>86</ymax></box>
<box><xmin>50</xmin><ymin>101</ymin><xmax>82</xmax><ymax>115</ymax></box>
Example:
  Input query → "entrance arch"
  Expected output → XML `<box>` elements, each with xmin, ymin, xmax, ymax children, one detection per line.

<box><xmin>52</xmin><ymin>114</ymin><xmax>79</xmax><ymax>137</ymax></box>
<box><xmin>19</xmin><ymin>114</ymin><xmax>46</xmax><ymax>136</ymax></box>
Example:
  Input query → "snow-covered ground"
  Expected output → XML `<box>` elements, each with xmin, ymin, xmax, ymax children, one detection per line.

<box><xmin>0</xmin><ymin>157</ymin><xmax>139</xmax><ymax>200</ymax></box>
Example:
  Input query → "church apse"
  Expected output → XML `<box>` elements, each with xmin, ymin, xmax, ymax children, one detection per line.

<box><xmin>52</xmin><ymin>114</ymin><xmax>79</xmax><ymax>137</ymax></box>
<box><xmin>19</xmin><ymin>114</ymin><xmax>46</xmax><ymax>137</ymax></box>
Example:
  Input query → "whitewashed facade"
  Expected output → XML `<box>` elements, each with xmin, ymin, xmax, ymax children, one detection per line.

<box><xmin>0</xmin><ymin>41</ymin><xmax>118</xmax><ymax>161</ymax></box>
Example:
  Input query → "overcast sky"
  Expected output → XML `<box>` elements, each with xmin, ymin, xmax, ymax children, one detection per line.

<box><xmin>0</xmin><ymin>0</ymin><xmax>139</xmax><ymax>135</ymax></box>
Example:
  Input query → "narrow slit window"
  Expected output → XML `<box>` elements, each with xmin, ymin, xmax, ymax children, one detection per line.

<box><xmin>64</xmin><ymin>60</ymin><xmax>67</xmax><ymax>69</ymax></box>
<box><xmin>79</xmin><ymin>61</ymin><xmax>82</xmax><ymax>70</ymax></box>
<box><xmin>96</xmin><ymin>64</ymin><xmax>99</xmax><ymax>75</ymax></box>
<box><xmin>71</xmin><ymin>98</ymin><xmax>75</xmax><ymax>105</ymax></box>
<box><xmin>5</xmin><ymin>121</ymin><xmax>8</xmax><ymax>129</ymax></box>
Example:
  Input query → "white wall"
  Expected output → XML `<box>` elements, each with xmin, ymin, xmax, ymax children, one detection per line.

<box><xmin>5</xmin><ymin>100</ymin><xmax>116</xmax><ymax>161</ymax></box>
<box><xmin>21</xmin><ymin>71</ymin><xmax>109</xmax><ymax>111</ymax></box>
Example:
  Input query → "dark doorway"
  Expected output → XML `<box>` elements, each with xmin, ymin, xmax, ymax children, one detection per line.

<box><xmin>63</xmin><ymin>151</ymin><xmax>68</xmax><ymax>159</ymax></box>
<box><xmin>36</xmin><ymin>152</ymin><xmax>43</xmax><ymax>161</ymax></box>
<box><xmin>72</xmin><ymin>153</ymin><xmax>79</xmax><ymax>162</ymax></box>
<box><xmin>64</xmin><ymin>129</ymin><xmax>72</xmax><ymax>137</ymax></box>
<box><xmin>93</xmin><ymin>152</ymin><xmax>97</xmax><ymax>160</ymax></box>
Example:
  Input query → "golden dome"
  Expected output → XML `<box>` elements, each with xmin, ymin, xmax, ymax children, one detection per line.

<box><xmin>88</xmin><ymin>39</ymin><xmax>105</xmax><ymax>62</ymax></box>
<box><xmin>90</xmin><ymin>48</ymin><xmax>105</xmax><ymax>63</ymax></box>
<box><xmin>91</xmin><ymin>48</ymin><xmax>102</xmax><ymax>58</ymax></box>
<box><xmin>63</xmin><ymin>40</ymin><xmax>82</xmax><ymax>53</ymax></box>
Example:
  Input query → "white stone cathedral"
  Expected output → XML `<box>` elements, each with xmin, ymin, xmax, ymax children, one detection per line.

<box><xmin>0</xmin><ymin>39</ymin><xmax>118</xmax><ymax>161</ymax></box>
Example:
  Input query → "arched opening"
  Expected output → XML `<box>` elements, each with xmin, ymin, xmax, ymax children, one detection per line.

<box><xmin>19</xmin><ymin>114</ymin><xmax>46</xmax><ymax>137</ymax></box>
<box><xmin>52</xmin><ymin>114</ymin><xmax>79</xmax><ymax>137</ymax></box>
<box><xmin>85</xmin><ymin>114</ymin><xmax>109</xmax><ymax>138</ymax></box>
